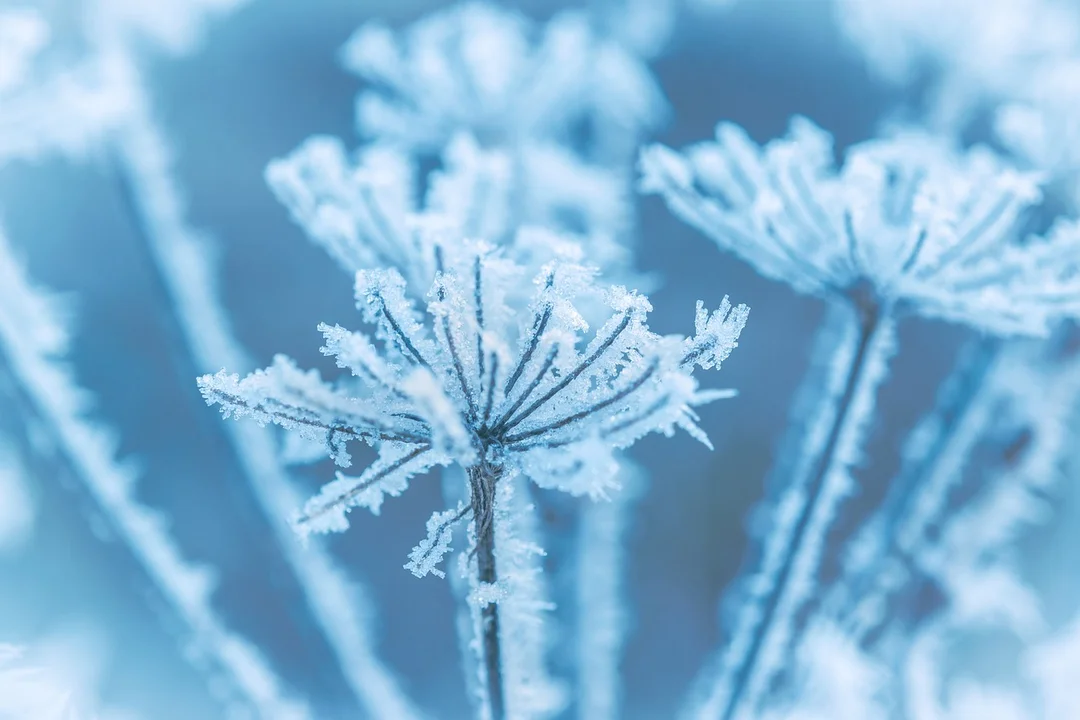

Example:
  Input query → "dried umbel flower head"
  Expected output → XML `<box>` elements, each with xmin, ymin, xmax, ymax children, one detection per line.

<box><xmin>265</xmin><ymin>132</ymin><xmax>635</xmax><ymax>295</ymax></box>
<box><xmin>340</xmin><ymin>2</ymin><xmax>667</xmax><ymax>153</ymax></box>
<box><xmin>641</xmin><ymin>116</ymin><xmax>1080</xmax><ymax>336</ymax></box>
<box><xmin>199</xmin><ymin>235</ymin><xmax>747</xmax><ymax>577</ymax></box>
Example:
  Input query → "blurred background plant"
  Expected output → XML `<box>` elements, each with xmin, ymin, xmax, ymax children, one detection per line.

<box><xmin>3</xmin><ymin>1</ymin><xmax>1080</xmax><ymax>719</ymax></box>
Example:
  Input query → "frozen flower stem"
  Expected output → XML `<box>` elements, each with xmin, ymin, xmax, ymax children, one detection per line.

<box><xmin>707</xmin><ymin>290</ymin><xmax>895</xmax><ymax>720</ymax></box>
<box><xmin>470</xmin><ymin>461</ymin><xmax>506</xmax><ymax>719</ymax></box>
<box><xmin>830</xmin><ymin>338</ymin><xmax>1000</xmax><ymax>642</ymax></box>
<box><xmin>107</xmin><ymin>85</ymin><xmax>420</xmax><ymax>718</ymax></box>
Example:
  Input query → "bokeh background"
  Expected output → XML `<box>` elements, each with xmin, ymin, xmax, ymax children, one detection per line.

<box><xmin>3</xmin><ymin>1</ymin><xmax>1077</xmax><ymax>718</ymax></box>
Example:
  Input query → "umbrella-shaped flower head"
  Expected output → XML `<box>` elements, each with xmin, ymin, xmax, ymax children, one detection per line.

<box><xmin>265</xmin><ymin>133</ymin><xmax>636</xmax><ymax>296</ymax></box>
<box><xmin>199</xmin><ymin>235</ymin><xmax>748</xmax><ymax>577</ymax></box>
<box><xmin>341</xmin><ymin>2</ymin><xmax>666</xmax><ymax>154</ymax></box>
<box><xmin>641</xmin><ymin>116</ymin><xmax>1080</xmax><ymax>336</ymax></box>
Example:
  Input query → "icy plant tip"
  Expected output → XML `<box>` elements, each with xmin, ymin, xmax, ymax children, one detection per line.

<box><xmin>641</xmin><ymin>116</ymin><xmax>1080</xmax><ymax>336</ymax></box>
<box><xmin>198</xmin><ymin>236</ymin><xmax>748</xmax><ymax>578</ymax></box>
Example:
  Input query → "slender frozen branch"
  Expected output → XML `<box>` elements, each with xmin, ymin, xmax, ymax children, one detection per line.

<box><xmin>0</xmin><ymin>227</ymin><xmax>309</xmax><ymax>718</ymax></box>
<box><xmin>108</xmin><ymin>82</ymin><xmax>422</xmax><ymax>720</ymax></box>
<box><xmin>470</xmin><ymin>462</ymin><xmax>507</xmax><ymax>720</ymax></box>
<box><xmin>461</xmin><ymin>472</ymin><xmax>566</xmax><ymax>720</ymax></box>
<box><xmin>575</xmin><ymin>462</ymin><xmax>644</xmax><ymax>720</ymax></box>
<box><xmin>828</xmin><ymin>338</ymin><xmax>1001</xmax><ymax>641</ymax></box>
<box><xmin>685</xmin><ymin>301</ymin><xmax>897</xmax><ymax>720</ymax></box>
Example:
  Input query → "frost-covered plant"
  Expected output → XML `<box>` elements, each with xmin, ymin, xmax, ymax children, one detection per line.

<box><xmin>801</xmin><ymin>332</ymin><xmax>1080</xmax><ymax>719</ymax></box>
<box><xmin>642</xmin><ymin>118</ymin><xmax>1080</xmax><ymax>334</ymax></box>
<box><xmin>900</xmin><ymin>384</ymin><xmax>1080</xmax><ymax>720</ymax></box>
<box><xmin>263</xmin><ymin>8</ymin><xmax>677</xmax><ymax>714</ymax></box>
<box><xmin>642</xmin><ymin>117</ymin><xmax>1080</xmax><ymax>720</ymax></box>
<box><xmin>340</xmin><ymin>2</ymin><xmax>666</xmax><ymax>160</ymax></box>
<box><xmin>265</xmin><ymin>132</ymin><xmax>635</xmax><ymax>294</ymax></box>
<box><xmin>199</xmin><ymin>234</ymin><xmax>747</xmax><ymax>719</ymax></box>
<box><xmin>834</xmin><ymin>0</ymin><xmax>1080</xmax><ymax>128</ymax></box>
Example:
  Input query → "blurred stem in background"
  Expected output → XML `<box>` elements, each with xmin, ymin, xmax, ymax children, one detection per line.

<box><xmin>0</xmin><ymin>228</ymin><xmax>309</xmax><ymax>717</ymax></box>
<box><xmin>689</xmin><ymin>296</ymin><xmax>897</xmax><ymax>720</ymax></box>
<box><xmin>107</xmin><ymin>74</ymin><xmax>422</xmax><ymax>718</ymax></box>
<box><xmin>827</xmin><ymin>336</ymin><xmax>1002</xmax><ymax>645</ymax></box>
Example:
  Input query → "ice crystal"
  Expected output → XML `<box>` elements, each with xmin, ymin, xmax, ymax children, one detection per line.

<box><xmin>642</xmin><ymin>116</ymin><xmax>1080</xmax><ymax>336</ymax></box>
<box><xmin>199</xmin><ymin>235</ymin><xmax>747</xmax><ymax>573</ymax></box>
<box><xmin>651</xmin><ymin>116</ymin><xmax>1080</xmax><ymax>720</ymax></box>
<box><xmin>340</xmin><ymin>2</ymin><xmax>666</xmax><ymax>155</ymax></box>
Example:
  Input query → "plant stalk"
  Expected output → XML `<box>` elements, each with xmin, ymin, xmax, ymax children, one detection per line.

<box><xmin>470</xmin><ymin>463</ymin><xmax>506</xmax><ymax>720</ymax></box>
<box><xmin>830</xmin><ymin>337</ymin><xmax>1001</xmax><ymax>644</ymax></box>
<box><xmin>720</xmin><ymin>299</ymin><xmax>893</xmax><ymax>720</ymax></box>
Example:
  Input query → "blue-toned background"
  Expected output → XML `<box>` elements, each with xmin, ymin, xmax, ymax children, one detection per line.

<box><xmin>3</xmin><ymin>1</ymin><xmax>1078</xmax><ymax>718</ymax></box>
